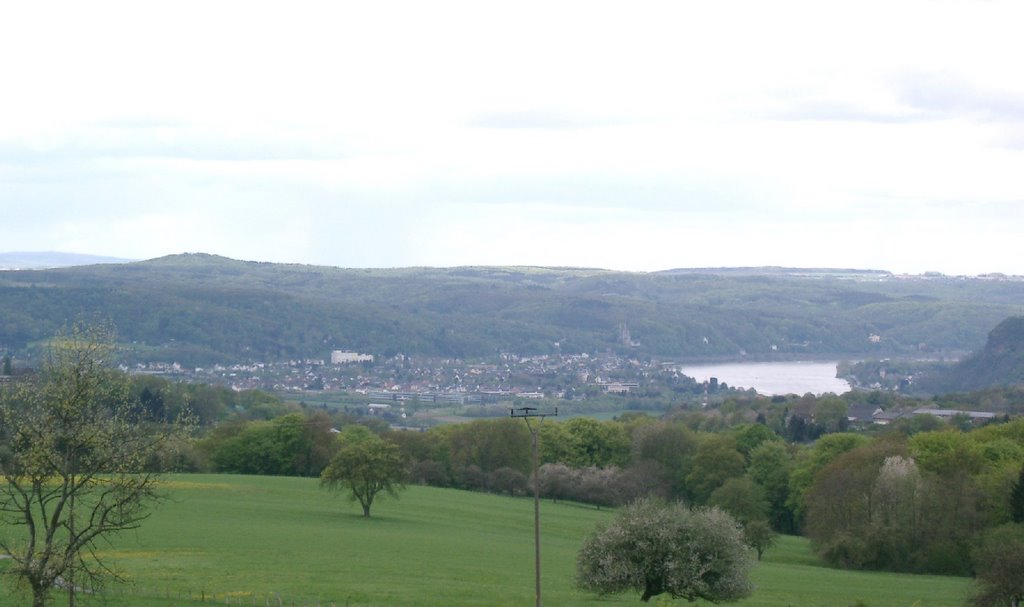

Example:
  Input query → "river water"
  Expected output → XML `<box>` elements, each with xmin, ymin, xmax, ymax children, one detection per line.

<box><xmin>677</xmin><ymin>361</ymin><xmax>851</xmax><ymax>396</ymax></box>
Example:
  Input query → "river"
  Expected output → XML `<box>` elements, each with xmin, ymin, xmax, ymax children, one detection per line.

<box><xmin>677</xmin><ymin>361</ymin><xmax>851</xmax><ymax>396</ymax></box>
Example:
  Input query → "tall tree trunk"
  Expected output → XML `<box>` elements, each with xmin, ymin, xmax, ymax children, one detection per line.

<box><xmin>31</xmin><ymin>581</ymin><xmax>47</xmax><ymax>607</ymax></box>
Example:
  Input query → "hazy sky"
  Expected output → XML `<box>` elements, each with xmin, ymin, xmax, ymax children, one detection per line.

<box><xmin>2</xmin><ymin>1</ymin><xmax>1022</xmax><ymax>274</ymax></box>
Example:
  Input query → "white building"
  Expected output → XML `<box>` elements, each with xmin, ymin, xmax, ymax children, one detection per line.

<box><xmin>331</xmin><ymin>350</ymin><xmax>374</xmax><ymax>364</ymax></box>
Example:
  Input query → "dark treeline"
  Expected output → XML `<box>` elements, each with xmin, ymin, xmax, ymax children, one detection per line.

<box><xmin>129</xmin><ymin>373</ymin><xmax>294</xmax><ymax>425</ymax></box>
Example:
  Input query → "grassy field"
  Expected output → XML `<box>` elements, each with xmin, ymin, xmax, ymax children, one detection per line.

<box><xmin>2</xmin><ymin>474</ymin><xmax>972</xmax><ymax>606</ymax></box>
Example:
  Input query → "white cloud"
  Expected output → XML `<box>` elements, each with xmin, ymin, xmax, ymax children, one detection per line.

<box><xmin>1</xmin><ymin>0</ymin><xmax>1023</xmax><ymax>274</ymax></box>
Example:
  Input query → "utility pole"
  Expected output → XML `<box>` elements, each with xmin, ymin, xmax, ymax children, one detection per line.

<box><xmin>510</xmin><ymin>405</ymin><xmax>557</xmax><ymax>607</ymax></box>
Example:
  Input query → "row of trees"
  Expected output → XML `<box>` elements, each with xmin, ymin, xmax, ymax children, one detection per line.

<box><xmin>191</xmin><ymin>398</ymin><xmax>1024</xmax><ymax>577</ymax></box>
<box><xmin>802</xmin><ymin>426</ymin><xmax>1024</xmax><ymax>575</ymax></box>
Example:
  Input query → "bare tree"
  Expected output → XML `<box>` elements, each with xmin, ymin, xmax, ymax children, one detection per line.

<box><xmin>0</xmin><ymin>324</ymin><xmax>183</xmax><ymax>607</ymax></box>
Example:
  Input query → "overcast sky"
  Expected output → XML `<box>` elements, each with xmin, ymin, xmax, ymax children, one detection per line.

<box><xmin>2</xmin><ymin>1</ymin><xmax>1022</xmax><ymax>275</ymax></box>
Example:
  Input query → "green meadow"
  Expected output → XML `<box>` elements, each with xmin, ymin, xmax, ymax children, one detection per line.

<box><xmin>2</xmin><ymin>474</ymin><xmax>971</xmax><ymax>606</ymax></box>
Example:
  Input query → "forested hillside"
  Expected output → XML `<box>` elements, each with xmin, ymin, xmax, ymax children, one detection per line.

<box><xmin>1</xmin><ymin>254</ymin><xmax>1022</xmax><ymax>366</ymax></box>
<box><xmin>916</xmin><ymin>316</ymin><xmax>1024</xmax><ymax>393</ymax></box>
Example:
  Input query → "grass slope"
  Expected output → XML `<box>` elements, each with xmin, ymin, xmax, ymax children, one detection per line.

<box><xmin>2</xmin><ymin>474</ymin><xmax>971</xmax><ymax>606</ymax></box>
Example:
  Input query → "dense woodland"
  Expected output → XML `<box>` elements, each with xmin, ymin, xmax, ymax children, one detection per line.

<box><xmin>2</xmin><ymin>254</ymin><xmax>1023</xmax><ymax>367</ymax></box>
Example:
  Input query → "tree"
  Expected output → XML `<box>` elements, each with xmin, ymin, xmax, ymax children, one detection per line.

<box><xmin>970</xmin><ymin>524</ymin><xmax>1024</xmax><ymax>607</ymax></box>
<box><xmin>730</xmin><ymin>423</ymin><xmax>780</xmax><ymax>462</ymax></box>
<box><xmin>685</xmin><ymin>435</ymin><xmax>746</xmax><ymax>503</ymax></box>
<box><xmin>2</xmin><ymin>354</ymin><xmax>11</xmax><ymax>376</ymax></box>
<box><xmin>708</xmin><ymin>477</ymin><xmax>769</xmax><ymax>524</ymax></box>
<box><xmin>0</xmin><ymin>325</ymin><xmax>183</xmax><ymax>607</ymax></box>
<box><xmin>1011</xmin><ymin>464</ymin><xmax>1024</xmax><ymax>524</ymax></box>
<box><xmin>574</xmin><ymin>466</ymin><xmax>620</xmax><ymax>508</ymax></box>
<box><xmin>747</xmin><ymin>441</ymin><xmax>795</xmax><ymax>533</ymax></box>
<box><xmin>803</xmin><ymin>436</ymin><xmax>982</xmax><ymax>575</ymax></box>
<box><xmin>207</xmin><ymin>412</ymin><xmax>338</xmax><ymax>477</ymax></box>
<box><xmin>707</xmin><ymin>476</ymin><xmax>778</xmax><ymax>561</ymax></box>
<box><xmin>631</xmin><ymin>422</ymin><xmax>697</xmax><ymax>499</ymax></box>
<box><xmin>320</xmin><ymin>427</ymin><xmax>407</xmax><ymax>517</ymax></box>
<box><xmin>537</xmin><ymin>463</ymin><xmax>577</xmax><ymax>502</ymax></box>
<box><xmin>576</xmin><ymin>498</ymin><xmax>753</xmax><ymax>603</ymax></box>
<box><xmin>786</xmin><ymin>432</ymin><xmax>869</xmax><ymax>527</ymax></box>
<box><xmin>742</xmin><ymin>519</ymin><xmax>777</xmax><ymax>561</ymax></box>
<box><xmin>813</xmin><ymin>397</ymin><xmax>849</xmax><ymax>434</ymax></box>
<box><xmin>803</xmin><ymin>441</ymin><xmax>920</xmax><ymax>571</ymax></box>
<box><xmin>564</xmin><ymin>418</ymin><xmax>630</xmax><ymax>469</ymax></box>
<box><xmin>538</xmin><ymin>422</ymin><xmax>573</xmax><ymax>465</ymax></box>
<box><xmin>447</xmin><ymin>419</ymin><xmax>531</xmax><ymax>476</ymax></box>
<box><xmin>487</xmin><ymin>466</ymin><xmax>528</xmax><ymax>496</ymax></box>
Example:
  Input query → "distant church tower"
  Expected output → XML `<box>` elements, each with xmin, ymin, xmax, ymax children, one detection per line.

<box><xmin>619</xmin><ymin>324</ymin><xmax>640</xmax><ymax>348</ymax></box>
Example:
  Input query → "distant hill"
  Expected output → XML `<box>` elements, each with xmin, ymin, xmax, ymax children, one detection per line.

<box><xmin>916</xmin><ymin>316</ymin><xmax>1024</xmax><ymax>393</ymax></box>
<box><xmin>0</xmin><ymin>251</ymin><xmax>134</xmax><ymax>270</ymax></box>
<box><xmin>1</xmin><ymin>253</ymin><xmax>1023</xmax><ymax>367</ymax></box>
<box><xmin>657</xmin><ymin>267</ymin><xmax>893</xmax><ymax>279</ymax></box>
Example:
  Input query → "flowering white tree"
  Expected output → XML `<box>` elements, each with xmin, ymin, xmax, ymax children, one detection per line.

<box><xmin>576</xmin><ymin>498</ymin><xmax>754</xmax><ymax>603</ymax></box>
<box><xmin>871</xmin><ymin>455</ymin><xmax>923</xmax><ymax>530</ymax></box>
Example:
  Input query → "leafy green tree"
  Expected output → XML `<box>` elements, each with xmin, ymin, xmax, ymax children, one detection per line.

<box><xmin>742</xmin><ymin>519</ymin><xmax>777</xmax><ymax>561</ymax></box>
<box><xmin>205</xmin><ymin>412</ymin><xmax>337</xmax><ymax>476</ymax></box>
<box><xmin>447</xmin><ymin>419</ymin><xmax>531</xmax><ymax>475</ymax></box>
<box><xmin>631</xmin><ymin>422</ymin><xmax>697</xmax><ymax>498</ymax></box>
<box><xmin>909</xmin><ymin>431</ymin><xmax>988</xmax><ymax>573</ymax></box>
<box><xmin>747</xmin><ymin>441</ymin><xmax>795</xmax><ymax>532</ymax></box>
<box><xmin>708</xmin><ymin>477</ymin><xmax>769</xmax><ymax>524</ymax></box>
<box><xmin>804</xmin><ymin>436</ymin><xmax>981</xmax><ymax>575</ymax></box>
<box><xmin>1010</xmin><ymin>464</ymin><xmax>1024</xmax><ymax>524</ymax></box>
<box><xmin>576</xmin><ymin>498</ymin><xmax>753</xmax><ymax>603</ymax></box>
<box><xmin>787</xmin><ymin>432</ymin><xmax>869</xmax><ymax>526</ymax></box>
<box><xmin>538</xmin><ymin>422</ymin><xmax>573</xmax><ymax>465</ymax></box>
<box><xmin>320</xmin><ymin>428</ymin><xmax>407</xmax><ymax>517</ymax></box>
<box><xmin>564</xmin><ymin>418</ymin><xmax>630</xmax><ymax>468</ymax></box>
<box><xmin>970</xmin><ymin>524</ymin><xmax>1024</xmax><ymax>607</ymax></box>
<box><xmin>972</xmin><ymin>461</ymin><xmax>1022</xmax><ymax>526</ymax></box>
<box><xmin>804</xmin><ymin>440</ymin><xmax>916</xmax><ymax>571</ymax></box>
<box><xmin>706</xmin><ymin>454</ymin><xmax>780</xmax><ymax>557</ymax></box>
<box><xmin>730</xmin><ymin>423</ymin><xmax>781</xmax><ymax>462</ymax></box>
<box><xmin>813</xmin><ymin>397</ymin><xmax>849</xmax><ymax>434</ymax></box>
<box><xmin>208</xmin><ymin>419</ymin><xmax>287</xmax><ymax>475</ymax></box>
<box><xmin>1</xmin><ymin>354</ymin><xmax>11</xmax><ymax>375</ymax></box>
<box><xmin>686</xmin><ymin>435</ymin><xmax>746</xmax><ymax>503</ymax></box>
<box><xmin>0</xmin><ymin>325</ymin><xmax>184</xmax><ymax>607</ymax></box>
<box><xmin>909</xmin><ymin>430</ymin><xmax>985</xmax><ymax>477</ymax></box>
